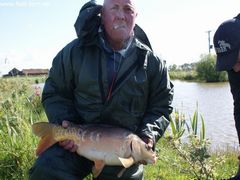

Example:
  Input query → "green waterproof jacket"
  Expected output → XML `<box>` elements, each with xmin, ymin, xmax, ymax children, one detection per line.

<box><xmin>42</xmin><ymin>2</ymin><xmax>174</xmax><ymax>144</ymax></box>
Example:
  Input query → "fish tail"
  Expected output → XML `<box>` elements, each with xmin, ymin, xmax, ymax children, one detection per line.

<box><xmin>32</xmin><ymin>122</ymin><xmax>57</xmax><ymax>156</ymax></box>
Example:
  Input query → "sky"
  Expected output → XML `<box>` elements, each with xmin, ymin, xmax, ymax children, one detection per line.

<box><xmin>0</xmin><ymin>0</ymin><xmax>239</xmax><ymax>75</ymax></box>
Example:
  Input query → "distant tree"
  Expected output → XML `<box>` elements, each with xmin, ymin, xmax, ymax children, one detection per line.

<box><xmin>180</xmin><ymin>63</ymin><xmax>196</xmax><ymax>71</ymax></box>
<box><xmin>169</xmin><ymin>64</ymin><xmax>178</xmax><ymax>71</ymax></box>
<box><xmin>196</xmin><ymin>54</ymin><xmax>227</xmax><ymax>82</ymax></box>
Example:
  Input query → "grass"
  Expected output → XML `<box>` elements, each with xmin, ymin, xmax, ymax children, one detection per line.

<box><xmin>0</xmin><ymin>76</ymin><xmax>47</xmax><ymax>179</ymax></box>
<box><xmin>144</xmin><ymin>138</ymin><xmax>238</xmax><ymax>180</ymax></box>
<box><xmin>0</xmin><ymin>76</ymin><xmax>238</xmax><ymax>180</ymax></box>
<box><xmin>169</xmin><ymin>71</ymin><xmax>198</xmax><ymax>81</ymax></box>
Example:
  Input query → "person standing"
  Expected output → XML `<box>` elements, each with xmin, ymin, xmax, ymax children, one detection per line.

<box><xmin>213</xmin><ymin>13</ymin><xmax>240</xmax><ymax>180</ymax></box>
<box><xmin>29</xmin><ymin>0</ymin><xmax>174</xmax><ymax>179</ymax></box>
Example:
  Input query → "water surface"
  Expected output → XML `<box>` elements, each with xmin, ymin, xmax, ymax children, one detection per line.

<box><xmin>172</xmin><ymin>80</ymin><xmax>238</xmax><ymax>149</ymax></box>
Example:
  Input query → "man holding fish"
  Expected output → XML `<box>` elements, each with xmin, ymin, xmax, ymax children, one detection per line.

<box><xmin>29</xmin><ymin>0</ymin><xmax>174</xmax><ymax>179</ymax></box>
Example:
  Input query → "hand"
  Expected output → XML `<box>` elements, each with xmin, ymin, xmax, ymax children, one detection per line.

<box><xmin>141</xmin><ymin>136</ymin><xmax>154</xmax><ymax>150</ymax></box>
<box><xmin>138</xmin><ymin>137</ymin><xmax>154</xmax><ymax>165</ymax></box>
<box><xmin>59</xmin><ymin>120</ymin><xmax>78</xmax><ymax>153</ymax></box>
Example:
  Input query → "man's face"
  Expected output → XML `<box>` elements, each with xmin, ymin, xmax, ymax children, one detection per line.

<box><xmin>233</xmin><ymin>50</ymin><xmax>240</xmax><ymax>72</ymax></box>
<box><xmin>102</xmin><ymin>0</ymin><xmax>137</xmax><ymax>47</ymax></box>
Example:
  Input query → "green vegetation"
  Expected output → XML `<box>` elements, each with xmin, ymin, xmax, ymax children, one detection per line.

<box><xmin>0</xmin><ymin>76</ymin><xmax>238</xmax><ymax>180</ymax></box>
<box><xmin>144</xmin><ymin>139</ymin><xmax>238</xmax><ymax>180</ymax></box>
<box><xmin>169</xmin><ymin>70</ymin><xmax>197</xmax><ymax>81</ymax></box>
<box><xmin>169</xmin><ymin>54</ymin><xmax>228</xmax><ymax>82</ymax></box>
<box><xmin>144</xmin><ymin>109</ymin><xmax>238</xmax><ymax>180</ymax></box>
<box><xmin>0</xmin><ymin>76</ymin><xmax>47</xmax><ymax>179</ymax></box>
<box><xmin>196</xmin><ymin>54</ymin><xmax>228</xmax><ymax>82</ymax></box>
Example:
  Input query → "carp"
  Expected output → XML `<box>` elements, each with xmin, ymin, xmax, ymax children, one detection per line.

<box><xmin>32</xmin><ymin>122</ymin><xmax>157</xmax><ymax>178</ymax></box>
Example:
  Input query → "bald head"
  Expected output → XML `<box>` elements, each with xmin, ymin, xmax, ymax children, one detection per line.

<box><xmin>103</xmin><ymin>0</ymin><xmax>137</xmax><ymax>10</ymax></box>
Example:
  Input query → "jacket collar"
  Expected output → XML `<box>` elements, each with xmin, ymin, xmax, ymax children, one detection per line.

<box><xmin>98</xmin><ymin>27</ymin><xmax>135</xmax><ymax>58</ymax></box>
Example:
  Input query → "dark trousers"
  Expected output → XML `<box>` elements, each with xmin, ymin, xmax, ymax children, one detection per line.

<box><xmin>29</xmin><ymin>144</ymin><xmax>144</xmax><ymax>180</ymax></box>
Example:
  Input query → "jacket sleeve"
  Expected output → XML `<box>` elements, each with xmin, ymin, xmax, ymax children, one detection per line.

<box><xmin>42</xmin><ymin>40</ymin><xmax>81</xmax><ymax>125</ymax></box>
<box><xmin>137</xmin><ymin>52</ymin><xmax>174</xmax><ymax>144</ymax></box>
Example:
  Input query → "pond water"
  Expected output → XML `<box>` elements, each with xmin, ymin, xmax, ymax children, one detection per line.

<box><xmin>172</xmin><ymin>80</ymin><xmax>238</xmax><ymax>149</ymax></box>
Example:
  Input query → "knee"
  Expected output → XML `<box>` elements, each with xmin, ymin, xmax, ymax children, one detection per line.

<box><xmin>29</xmin><ymin>144</ymin><xmax>93</xmax><ymax>179</ymax></box>
<box><xmin>29</xmin><ymin>144</ymin><xmax>65</xmax><ymax>179</ymax></box>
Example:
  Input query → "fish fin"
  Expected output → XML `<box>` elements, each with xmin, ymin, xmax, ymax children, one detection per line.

<box><xmin>118</xmin><ymin>157</ymin><xmax>134</xmax><ymax>168</ymax></box>
<box><xmin>92</xmin><ymin>160</ymin><xmax>105</xmax><ymax>178</ymax></box>
<box><xmin>32</xmin><ymin>122</ymin><xmax>54</xmax><ymax>137</ymax></box>
<box><xmin>36</xmin><ymin>135</ymin><xmax>57</xmax><ymax>156</ymax></box>
<box><xmin>32</xmin><ymin>122</ymin><xmax>56</xmax><ymax>156</ymax></box>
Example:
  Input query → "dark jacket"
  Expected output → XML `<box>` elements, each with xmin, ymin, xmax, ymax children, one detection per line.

<box><xmin>42</xmin><ymin>2</ymin><xmax>174</xmax><ymax>144</ymax></box>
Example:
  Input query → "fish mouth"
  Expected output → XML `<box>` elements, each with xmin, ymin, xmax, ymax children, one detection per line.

<box><xmin>150</xmin><ymin>152</ymin><xmax>158</xmax><ymax>164</ymax></box>
<box><xmin>153</xmin><ymin>155</ymin><xmax>158</xmax><ymax>164</ymax></box>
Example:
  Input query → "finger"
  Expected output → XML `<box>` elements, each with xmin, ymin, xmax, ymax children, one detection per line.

<box><xmin>148</xmin><ymin>142</ymin><xmax>153</xmax><ymax>149</ymax></box>
<box><xmin>59</xmin><ymin>140</ymin><xmax>70</xmax><ymax>147</ymax></box>
<box><xmin>63</xmin><ymin>140</ymin><xmax>74</xmax><ymax>150</ymax></box>
<box><xmin>62</xmin><ymin>120</ymin><xmax>69</xmax><ymax>128</ymax></box>
<box><xmin>147</xmin><ymin>139</ymin><xmax>154</xmax><ymax>150</ymax></box>
<box><xmin>70</xmin><ymin>144</ymin><xmax>78</xmax><ymax>152</ymax></box>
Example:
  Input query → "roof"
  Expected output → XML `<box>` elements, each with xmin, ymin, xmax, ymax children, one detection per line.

<box><xmin>22</xmin><ymin>69</ymin><xmax>49</xmax><ymax>75</ymax></box>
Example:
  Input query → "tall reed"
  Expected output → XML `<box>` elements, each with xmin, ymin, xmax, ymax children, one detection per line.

<box><xmin>0</xmin><ymin>77</ymin><xmax>46</xmax><ymax>179</ymax></box>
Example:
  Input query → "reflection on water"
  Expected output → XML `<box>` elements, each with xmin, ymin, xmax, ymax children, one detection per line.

<box><xmin>172</xmin><ymin>80</ymin><xmax>238</xmax><ymax>149</ymax></box>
